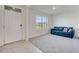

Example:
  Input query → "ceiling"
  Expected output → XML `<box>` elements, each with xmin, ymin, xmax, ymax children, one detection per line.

<box><xmin>29</xmin><ymin>5</ymin><xmax>79</xmax><ymax>14</ymax></box>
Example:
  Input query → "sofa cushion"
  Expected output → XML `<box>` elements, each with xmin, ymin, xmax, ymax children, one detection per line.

<box><xmin>54</xmin><ymin>27</ymin><xmax>64</xmax><ymax>31</ymax></box>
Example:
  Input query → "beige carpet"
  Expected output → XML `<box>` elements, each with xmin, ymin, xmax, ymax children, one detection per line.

<box><xmin>29</xmin><ymin>34</ymin><xmax>79</xmax><ymax>53</ymax></box>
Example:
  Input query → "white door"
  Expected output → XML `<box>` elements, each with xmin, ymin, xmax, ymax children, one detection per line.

<box><xmin>0</xmin><ymin>6</ymin><xmax>4</xmax><ymax>46</ymax></box>
<box><xmin>4</xmin><ymin>6</ymin><xmax>23</xmax><ymax>44</ymax></box>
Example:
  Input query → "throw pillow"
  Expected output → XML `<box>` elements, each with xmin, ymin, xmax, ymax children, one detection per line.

<box><xmin>63</xmin><ymin>27</ymin><xmax>68</xmax><ymax>32</ymax></box>
<box><xmin>68</xmin><ymin>29</ymin><xmax>72</xmax><ymax>32</ymax></box>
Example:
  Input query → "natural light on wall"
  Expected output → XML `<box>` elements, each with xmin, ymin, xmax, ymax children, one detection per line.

<box><xmin>36</xmin><ymin>16</ymin><xmax>48</xmax><ymax>29</ymax></box>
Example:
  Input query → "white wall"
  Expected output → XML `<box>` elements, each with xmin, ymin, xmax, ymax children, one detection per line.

<box><xmin>52</xmin><ymin>9</ymin><xmax>79</xmax><ymax>38</ymax></box>
<box><xmin>29</xmin><ymin>8</ymin><xmax>52</xmax><ymax>38</ymax></box>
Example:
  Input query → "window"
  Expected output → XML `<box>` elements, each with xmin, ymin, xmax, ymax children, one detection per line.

<box><xmin>36</xmin><ymin>16</ymin><xmax>48</xmax><ymax>29</ymax></box>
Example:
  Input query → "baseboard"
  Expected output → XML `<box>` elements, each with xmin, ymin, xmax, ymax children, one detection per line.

<box><xmin>29</xmin><ymin>33</ymin><xmax>49</xmax><ymax>39</ymax></box>
<box><xmin>3</xmin><ymin>40</ymin><xmax>26</xmax><ymax>46</ymax></box>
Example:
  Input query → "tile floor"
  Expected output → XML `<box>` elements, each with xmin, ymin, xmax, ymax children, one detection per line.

<box><xmin>0</xmin><ymin>40</ymin><xmax>42</xmax><ymax>53</ymax></box>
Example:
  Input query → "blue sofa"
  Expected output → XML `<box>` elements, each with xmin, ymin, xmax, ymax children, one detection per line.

<box><xmin>50</xmin><ymin>27</ymin><xmax>75</xmax><ymax>38</ymax></box>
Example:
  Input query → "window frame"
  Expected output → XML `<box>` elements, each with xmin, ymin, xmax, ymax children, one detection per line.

<box><xmin>36</xmin><ymin>15</ymin><xmax>48</xmax><ymax>29</ymax></box>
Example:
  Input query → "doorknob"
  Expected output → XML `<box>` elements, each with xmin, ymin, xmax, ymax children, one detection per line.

<box><xmin>20</xmin><ymin>24</ymin><xmax>22</xmax><ymax>27</ymax></box>
<box><xmin>20</xmin><ymin>24</ymin><xmax>22</xmax><ymax>29</ymax></box>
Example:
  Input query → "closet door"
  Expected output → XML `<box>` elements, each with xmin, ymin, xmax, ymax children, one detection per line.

<box><xmin>0</xmin><ymin>6</ymin><xmax>4</xmax><ymax>46</ymax></box>
<box><xmin>4</xmin><ymin>6</ymin><xmax>23</xmax><ymax>44</ymax></box>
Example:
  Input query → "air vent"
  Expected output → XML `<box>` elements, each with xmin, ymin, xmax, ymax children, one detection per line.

<box><xmin>13</xmin><ymin>8</ymin><xmax>21</xmax><ymax>13</ymax></box>
<box><xmin>4</xmin><ymin>5</ymin><xmax>22</xmax><ymax>13</ymax></box>
<box><xmin>4</xmin><ymin>5</ymin><xmax>12</xmax><ymax>10</ymax></box>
